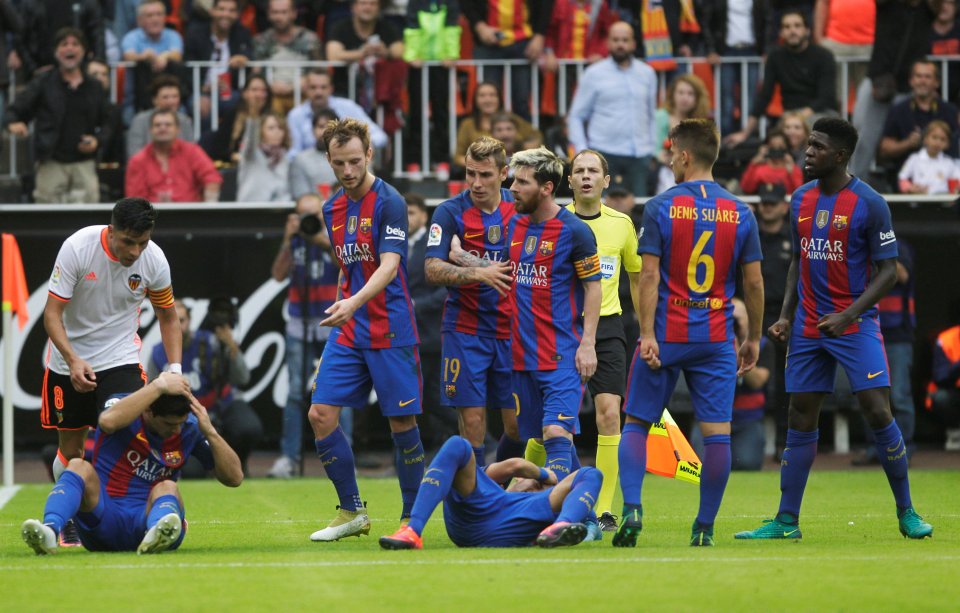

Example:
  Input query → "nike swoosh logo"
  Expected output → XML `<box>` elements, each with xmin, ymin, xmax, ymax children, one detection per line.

<box><xmin>136</xmin><ymin>432</ymin><xmax>148</xmax><ymax>444</ymax></box>
<box><xmin>557</xmin><ymin>414</ymin><xmax>575</xmax><ymax>421</ymax></box>
<box><xmin>399</xmin><ymin>398</ymin><xmax>416</xmax><ymax>407</ymax></box>
<box><xmin>332</xmin><ymin>224</ymin><xmax>344</xmax><ymax>231</ymax></box>
<box><xmin>783</xmin><ymin>529</ymin><xmax>800</xmax><ymax>537</ymax></box>
<box><xmin>511</xmin><ymin>241</ymin><xmax>523</xmax><ymax>247</ymax></box>
<box><xmin>464</xmin><ymin>232</ymin><xmax>484</xmax><ymax>239</ymax></box>
<box><xmin>867</xmin><ymin>371</ymin><xmax>884</xmax><ymax>379</ymax></box>
<box><xmin>886</xmin><ymin>445</ymin><xmax>902</xmax><ymax>453</ymax></box>
<box><xmin>798</xmin><ymin>216</ymin><xmax>811</xmax><ymax>223</ymax></box>
<box><xmin>402</xmin><ymin>445</ymin><xmax>421</xmax><ymax>454</ymax></box>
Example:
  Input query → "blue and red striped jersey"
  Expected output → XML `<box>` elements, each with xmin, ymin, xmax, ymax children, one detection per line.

<box><xmin>287</xmin><ymin>234</ymin><xmax>339</xmax><ymax>320</ymax></box>
<box><xmin>791</xmin><ymin>178</ymin><xmax>899</xmax><ymax>338</ymax></box>
<box><xmin>639</xmin><ymin>181</ymin><xmax>762</xmax><ymax>343</ymax></box>
<box><xmin>91</xmin><ymin>412</ymin><xmax>213</xmax><ymax>505</ymax></box>
<box><xmin>506</xmin><ymin>206</ymin><xmax>601</xmax><ymax>371</ymax></box>
<box><xmin>425</xmin><ymin>188</ymin><xmax>516</xmax><ymax>339</ymax></box>
<box><xmin>322</xmin><ymin>178</ymin><xmax>419</xmax><ymax>349</ymax></box>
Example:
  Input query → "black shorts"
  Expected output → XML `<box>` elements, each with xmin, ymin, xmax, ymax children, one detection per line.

<box><xmin>41</xmin><ymin>364</ymin><xmax>146</xmax><ymax>430</ymax></box>
<box><xmin>587</xmin><ymin>315</ymin><xmax>627</xmax><ymax>398</ymax></box>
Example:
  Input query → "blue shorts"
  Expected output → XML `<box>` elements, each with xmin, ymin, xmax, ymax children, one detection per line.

<box><xmin>75</xmin><ymin>484</ymin><xmax>186</xmax><ymax>552</ymax></box>
<box><xmin>624</xmin><ymin>341</ymin><xmax>737</xmax><ymax>423</ymax></box>
<box><xmin>440</xmin><ymin>332</ymin><xmax>513</xmax><ymax>409</ymax></box>
<box><xmin>513</xmin><ymin>369</ymin><xmax>583</xmax><ymax>440</ymax></box>
<box><xmin>444</xmin><ymin>489</ymin><xmax>556</xmax><ymax>547</ymax></box>
<box><xmin>311</xmin><ymin>341</ymin><xmax>422</xmax><ymax>416</ymax></box>
<box><xmin>786</xmin><ymin>323</ymin><xmax>890</xmax><ymax>393</ymax></box>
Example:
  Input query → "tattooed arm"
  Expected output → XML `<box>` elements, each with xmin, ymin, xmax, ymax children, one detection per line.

<box><xmin>425</xmin><ymin>256</ymin><xmax>513</xmax><ymax>296</ymax></box>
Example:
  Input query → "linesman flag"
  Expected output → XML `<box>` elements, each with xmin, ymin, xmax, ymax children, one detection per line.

<box><xmin>2</xmin><ymin>233</ymin><xmax>29</xmax><ymax>329</ymax></box>
<box><xmin>646</xmin><ymin>408</ymin><xmax>701</xmax><ymax>484</ymax></box>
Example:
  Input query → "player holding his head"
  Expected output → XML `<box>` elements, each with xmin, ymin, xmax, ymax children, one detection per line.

<box><xmin>21</xmin><ymin>372</ymin><xmax>243</xmax><ymax>555</ymax></box>
<box><xmin>308</xmin><ymin>118</ymin><xmax>425</xmax><ymax>542</ymax></box>
<box><xmin>736</xmin><ymin>117</ymin><xmax>933</xmax><ymax>540</ymax></box>
<box><xmin>615</xmin><ymin>119</ymin><xmax>765</xmax><ymax>547</ymax></box>
<box><xmin>565</xmin><ymin>149</ymin><xmax>643</xmax><ymax>532</ymax></box>
<box><xmin>42</xmin><ymin>197</ymin><xmax>182</xmax><ymax>543</ymax></box>
<box><xmin>453</xmin><ymin>146</ymin><xmax>601</xmax><ymax>484</ymax></box>
<box><xmin>424</xmin><ymin>136</ymin><xmax>524</xmax><ymax>468</ymax></box>
<box><xmin>379</xmin><ymin>436</ymin><xmax>604</xmax><ymax>549</ymax></box>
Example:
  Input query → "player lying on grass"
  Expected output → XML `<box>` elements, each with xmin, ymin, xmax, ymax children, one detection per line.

<box><xmin>21</xmin><ymin>372</ymin><xmax>243</xmax><ymax>555</ymax></box>
<box><xmin>379</xmin><ymin>436</ymin><xmax>603</xmax><ymax>549</ymax></box>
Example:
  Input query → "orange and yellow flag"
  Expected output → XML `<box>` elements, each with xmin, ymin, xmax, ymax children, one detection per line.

<box><xmin>2</xmin><ymin>233</ymin><xmax>29</xmax><ymax>330</ymax></box>
<box><xmin>646</xmin><ymin>408</ymin><xmax>701</xmax><ymax>484</ymax></box>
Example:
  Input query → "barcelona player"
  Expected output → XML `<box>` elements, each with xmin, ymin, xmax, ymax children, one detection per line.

<box><xmin>736</xmin><ymin>118</ymin><xmax>933</xmax><ymax>540</ymax></box>
<box><xmin>21</xmin><ymin>372</ymin><xmax>243</xmax><ymax>555</ymax></box>
<box><xmin>308</xmin><ymin>118</ymin><xmax>425</xmax><ymax>542</ymax></box>
<box><xmin>565</xmin><ymin>149</ymin><xmax>643</xmax><ymax>532</ymax></box>
<box><xmin>379</xmin><ymin>436</ymin><xmax>603</xmax><ymax>549</ymax></box>
<box><xmin>616</xmin><ymin>119</ymin><xmax>765</xmax><ymax>547</ymax></box>
<box><xmin>424</xmin><ymin>137</ymin><xmax>524</xmax><ymax>467</ymax></box>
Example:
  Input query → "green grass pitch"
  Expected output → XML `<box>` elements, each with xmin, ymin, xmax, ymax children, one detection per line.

<box><xmin>2</xmin><ymin>469</ymin><xmax>958</xmax><ymax>612</ymax></box>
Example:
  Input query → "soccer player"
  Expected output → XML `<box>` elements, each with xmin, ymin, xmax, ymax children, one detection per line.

<box><xmin>379</xmin><ymin>436</ymin><xmax>604</xmax><ymax>549</ymax></box>
<box><xmin>454</xmin><ymin>146</ymin><xmax>602</xmax><ymax>482</ymax></box>
<box><xmin>42</xmin><ymin>197</ymin><xmax>182</xmax><ymax>543</ymax></box>
<box><xmin>615</xmin><ymin>118</ymin><xmax>765</xmax><ymax>547</ymax></box>
<box><xmin>307</xmin><ymin>118</ymin><xmax>425</xmax><ymax>542</ymax></box>
<box><xmin>424</xmin><ymin>136</ymin><xmax>524</xmax><ymax>467</ymax></box>
<box><xmin>565</xmin><ymin>149</ymin><xmax>642</xmax><ymax>532</ymax></box>
<box><xmin>736</xmin><ymin>117</ymin><xmax>934</xmax><ymax>540</ymax></box>
<box><xmin>21</xmin><ymin>372</ymin><xmax>243</xmax><ymax>555</ymax></box>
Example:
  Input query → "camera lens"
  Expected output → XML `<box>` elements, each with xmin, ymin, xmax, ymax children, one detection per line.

<box><xmin>299</xmin><ymin>214</ymin><xmax>322</xmax><ymax>236</ymax></box>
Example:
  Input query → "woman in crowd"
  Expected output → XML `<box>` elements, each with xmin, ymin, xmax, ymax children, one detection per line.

<box><xmin>209</xmin><ymin>75</ymin><xmax>273</xmax><ymax>163</ymax></box>
<box><xmin>237</xmin><ymin>112</ymin><xmax>291</xmax><ymax>202</ymax></box>
<box><xmin>453</xmin><ymin>81</ymin><xmax>541</xmax><ymax>167</ymax></box>
<box><xmin>776</xmin><ymin>111</ymin><xmax>811</xmax><ymax>166</ymax></box>
<box><xmin>654</xmin><ymin>73</ymin><xmax>711</xmax><ymax>164</ymax></box>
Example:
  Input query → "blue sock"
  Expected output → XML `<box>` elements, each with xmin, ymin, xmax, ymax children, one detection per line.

<box><xmin>472</xmin><ymin>445</ymin><xmax>486</xmax><ymax>468</ymax></box>
<box><xmin>407</xmin><ymin>437</ymin><xmax>473</xmax><ymax>535</ymax></box>
<box><xmin>777</xmin><ymin>429</ymin><xmax>819</xmax><ymax>520</ymax></box>
<box><xmin>147</xmin><ymin>494</ymin><xmax>183</xmax><ymax>529</ymax></box>
<box><xmin>570</xmin><ymin>444</ymin><xmax>582</xmax><ymax>471</ymax></box>
<box><xmin>556</xmin><ymin>467</ymin><xmax>602</xmax><ymax>524</ymax></box>
<box><xmin>873</xmin><ymin>420</ymin><xmax>912</xmax><ymax>510</ymax></box>
<box><xmin>43</xmin><ymin>470</ymin><xmax>85</xmax><ymax>534</ymax></box>
<box><xmin>392</xmin><ymin>427</ymin><xmax>425</xmax><ymax>519</ymax></box>
<box><xmin>315</xmin><ymin>427</ymin><xmax>362</xmax><ymax>512</ymax></box>
<box><xmin>544</xmin><ymin>437</ymin><xmax>573</xmax><ymax>480</ymax></box>
<box><xmin>495</xmin><ymin>434</ymin><xmax>525</xmax><ymax>463</ymax></box>
<box><xmin>696</xmin><ymin>434</ymin><xmax>731</xmax><ymax>527</ymax></box>
<box><xmin>619</xmin><ymin>423</ymin><xmax>648</xmax><ymax>509</ymax></box>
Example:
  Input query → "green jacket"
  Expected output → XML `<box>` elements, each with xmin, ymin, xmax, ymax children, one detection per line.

<box><xmin>403</xmin><ymin>0</ymin><xmax>462</xmax><ymax>61</ymax></box>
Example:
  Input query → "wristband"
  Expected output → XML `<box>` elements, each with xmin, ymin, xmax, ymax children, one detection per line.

<box><xmin>168</xmin><ymin>363</ymin><xmax>182</xmax><ymax>374</ymax></box>
<box><xmin>537</xmin><ymin>467</ymin><xmax>550</xmax><ymax>482</ymax></box>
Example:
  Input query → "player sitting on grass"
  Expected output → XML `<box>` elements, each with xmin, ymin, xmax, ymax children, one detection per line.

<box><xmin>379</xmin><ymin>436</ymin><xmax>603</xmax><ymax>549</ymax></box>
<box><xmin>21</xmin><ymin>372</ymin><xmax>243</xmax><ymax>555</ymax></box>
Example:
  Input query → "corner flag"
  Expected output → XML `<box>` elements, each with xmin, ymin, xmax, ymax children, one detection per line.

<box><xmin>2</xmin><ymin>233</ymin><xmax>29</xmax><ymax>329</ymax></box>
<box><xmin>646</xmin><ymin>408</ymin><xmax>701</xmax><ymax>484</ymax></box>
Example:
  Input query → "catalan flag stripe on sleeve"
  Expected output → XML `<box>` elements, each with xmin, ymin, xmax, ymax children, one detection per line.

<box><xmin>147</xmin><ymin>286</ymin><xmax>175</xmax><ymax>309</ymax></box>
<box><xmin>574</xmin><ymin>254</ymin><xmax>601</xmax><ymax>279</ymax></box>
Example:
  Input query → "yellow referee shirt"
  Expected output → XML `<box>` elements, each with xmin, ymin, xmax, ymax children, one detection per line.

<box><xmin>565</xmin><ymin>203</ymin><xmax>642</xmax><ymax>316</ymax></box>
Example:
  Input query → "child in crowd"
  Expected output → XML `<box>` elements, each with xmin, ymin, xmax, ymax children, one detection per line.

<box><xmin>898</xmin><ymin>120</ymin><xmax>960</xmax><ymax>194</ymax></box>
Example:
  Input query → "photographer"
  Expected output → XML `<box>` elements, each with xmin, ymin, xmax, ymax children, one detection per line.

<box><xmin>147</xmin><ymin>300</ymin><xmax>263</xmax><ymax>478</ymax></box>
<box><xmin>739</xmin><ymin>130</ymin><xmax>804</xmax><ymax>195</ymax></box>
<box><xmin>268</xmin><ymin>193</ymin><xmax>353</xmax><ymax>478</ymax></box>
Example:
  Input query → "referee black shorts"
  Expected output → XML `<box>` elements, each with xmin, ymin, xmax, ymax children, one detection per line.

<box><xmin>587</xmin><ymin>315</ymin><xmax>628</xmax><ymax>399</ymax></box>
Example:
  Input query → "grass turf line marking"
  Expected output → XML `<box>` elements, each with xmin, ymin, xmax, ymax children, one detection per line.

<box><xmin>3</xmin><ymin>555</ymin><xmax>960</xmax><ymax>572</ymax></box>
<box><xmin>0</xmin><ymin>485</ymin><xmax>21</xmax><ymax>510</ymax></box>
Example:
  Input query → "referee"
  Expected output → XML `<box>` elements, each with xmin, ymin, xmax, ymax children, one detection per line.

<box><xmin>565</xmin><ymin>150</ymin><xmax>642</xmax><ymax>532</ymax></box>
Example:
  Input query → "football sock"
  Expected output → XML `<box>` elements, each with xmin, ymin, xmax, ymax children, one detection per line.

<box><xmin>524</xmin><ymin>438</ymin><xmax>546</xmax><ymax>467</ymax></box>
<box><xmin>544</xmin><ymin>437</ymin><xmax>573</xmax><ymax>480</ymax></box>
<box><xmin>472</xmin><ymin>445</ymin><xmax>486</xmax><ymax>468</ymax></box>
<box><xmin>392</xmin><ymin>427</ymin><xmax>425</xmax><ymax>518</ymax></box>
<box><xmin>315</xmin><ymin>427</ymin><xmax>362</xmax><ymax>512</ymax></box>
<box><xmin>696</xmin><ymin>434</ymin><xmax>731</xmax><ymax>527</ymax></box>
<box><xmin>52</xmin><ymin>449</ymin><xmax>68</xmax><ymax>481</ymax></box>
<box><xmin>777</xmin><ymin>428</ymin><xmax>819</xmax><ymax>520</ymax></box>
<box><xmin>595</xmin><ymin>434</ymin><xmax>621</xmax><ymax>514</ymax></box>
<box><xmin>570</xmin><ymin>444</ymin><xmax>582</xmax><ymax>471</ymax></box>
<box><xmin>556</xmin><ymin>467</ymin><xmax>602</xmax><ymax>524</ymax></box>
<box><xmin>872</xmin><ymin>420</ymin><xmax>912</xmax><ymax>510</ymax></box>
<box><xmin>43</xmin><ymin>470</ymin><xmax>84</xmax><ymax>534</ymax></box>
<box><xmin>407</xmin><ymin>437</ymin><xmax>472</xmax><ymax>536</ymax></box>
<box><xmin>495</xmin><ymin>434</ymin><xmax>525</xmax><ymax>463</ymax></box>
<box><xmin>147</xmin><ymin>495</ymin><xmax>183</xmax><ymax>529</ymax></box>
<box><xmin>618</xmin><ymin>423</ymin><xmax>648</xmax><ymax>507</ymax></box>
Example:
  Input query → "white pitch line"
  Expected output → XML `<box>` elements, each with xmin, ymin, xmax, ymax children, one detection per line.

<box><xmin>2</xmin><ymin>555</ymin><xmax>960</xmax><ymax>572</ymax></box>
<box><xmin>0</xmin><ymin>485</ymin><xmax>21</xmax><ymax>510</ymax></box>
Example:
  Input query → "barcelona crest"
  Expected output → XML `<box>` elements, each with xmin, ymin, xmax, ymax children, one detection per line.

<box><xmin>164</xmin><ymin>450</ymin><xmax>183</xmax><ymax>467</ymax></box>
<box><xmin>347</xmin><ymin>216</ymin><xmax>358</xmax><ymax>234</ymax></box>
<box><xmin>445</xmin><ymin>384</ymin><xmax>457</xmax><ymax>398</ymax></box>
<box><xmin>816</xmin><ymin>210</ymin><xmax>829</xmax><ymax>229</ymax></box>
<box><xmin>127</xmin><ymin>274</ymin><xmax>142</xmax><ymax>291</ymax></box>
<box><xmin>488</xmin><ymin>225</ymin><xmax>501</xmax><ymax>244</ymax></box>
<box><xmin>359</xmin><ymin>217</ymin><xmax>372</xmax><ymax>234</ymax></box>
<box><xmin>524</xmin><ymin>236</ymin><xmax>538</xmax><ymax>255</ymax></box>
<box><xmin>833</xmin><ymin>214</ymin><xmax>848</xmax><ymax>230</ymax></box>
<box><xmin>539</xmin><ymin>240</ymin><xmax>554</xmax><ymax>256</ymax></box>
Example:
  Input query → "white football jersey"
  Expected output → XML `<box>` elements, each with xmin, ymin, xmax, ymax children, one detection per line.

<box><xmin>46</xmin><ymin>225</ymin><xmax>174</xmax><ymax>374</ymax></box>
